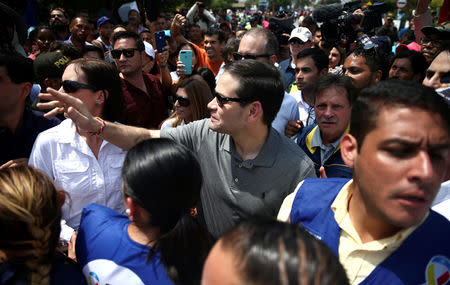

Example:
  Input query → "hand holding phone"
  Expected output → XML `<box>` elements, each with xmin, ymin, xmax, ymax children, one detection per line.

<box><xmin>154</xmin><ymin>31</ymin><xmax>166</xmax><ymax>53</ymax></box>
<box><xmin>179</xmin><ymin>50</ymin><xmax>193</xmax><ymax>75</ymax></box>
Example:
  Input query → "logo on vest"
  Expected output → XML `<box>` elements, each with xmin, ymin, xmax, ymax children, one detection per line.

<box><xmin>88</xmin><ymin>271</ymin><xmax>99</xmax><ymax>285</ymax></box>
<box><xmin>425</xmin><ymin>255</ymin><xmax>450</xmax><ymax>285</ymax></box>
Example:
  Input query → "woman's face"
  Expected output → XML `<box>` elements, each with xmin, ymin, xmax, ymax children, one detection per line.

<box><xmin>180</xmin><ymin>46</ymin><xmax>197</xmax><ymax>68</ymax></box>
<box><xmin>36</xmin><ymin>29</ymin><xmax>56</xmax><ymax>53</ymax></box>
<box><xmin>329</xmin><ymin>47</ymin><xmax>342</xmax><ymax>69</ymax></box>
<box><xmin>174</xmin><ymin>88</ymin><xmax>192</xmax><ymax>123</ymax></box>
<box><xmin>60</xmin><ymin>64</ymin><xmax>102</xmax><ymax>117</ymax></box>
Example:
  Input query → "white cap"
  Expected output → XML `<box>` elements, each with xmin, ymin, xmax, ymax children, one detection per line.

<box><xmin>288</xmin><ymin>27</ymin><xmax>312</xmax><ymax>43</ymax></box>
<box><xmin>143</xmin><ymin>41</ymin><xmax>155</xmax><ymax>58</ymax></box>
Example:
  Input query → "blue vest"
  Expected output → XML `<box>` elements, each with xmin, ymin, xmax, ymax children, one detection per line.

<box><xmin>297</xmin><ymin>125</ymin><xmax>352</xmax><ymax>178</ymax></box>
<box><xmin>290</xmin><ymin>178</ymin><xmax>450</xmax><ymax>285</ymax></box>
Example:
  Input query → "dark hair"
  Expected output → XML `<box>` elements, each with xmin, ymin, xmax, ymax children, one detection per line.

<box><xmin>220</xmin><ymin>219</ymin><xmax>350</xmax><ymax>285</ymax></box>
<box><xmin>224</xmin><ymin>59</ymin><xmax>284</xmax><ymax>126</ymax></box>
<box><xmin>50</xmin><ymin>7</ymin><xmax>68</xmax><ymax>19</ymax></box>
<box><xmin>244</xmin><ymin>27</ymin><xmax>279</xmax><ymax>56</ymax></box>
<box><xmin>179</xmin><ymin>42</ymin><xmax>199</xmax><ymax>69</ymax></box>
<box><xmin>351</xmin><ymin>80</ymin><xmax>450</xmax><ymax>150</ymax></box>
<box><xmin>112</xmin><ymin>31</ymin><xmax>144</xmax><ymax>51</ymax></box>
<box><xmin>392</xmin><ymin>50</ymin><xmax>428</xmax><ymax>81</ymax></box>
<box><xmin>68</xmin><ymin>58</ymin><xmax>124</xmax><ymax>122</ymax></box>
<box><xmin>0</xmin><ymin>52</ymin><xmax>34</xmax><ymax>83</ymax></box>
<box><xmin>205</xmin><ymin>27</ymin><xmax>226</xmax><ymax>43</ymax></box>
<box><xmin>297</xmin><ymin>48</ymin><xmax>329</xmax><ymax>72</ymax></box>
<box><xmin>49</xmin><ymin>41</ymin><xmax>83</xmax><ymax>60</ymax></box>
<box><xmin>194</xmin><ymin>67</ymin><xmax>216</xmax><ymax>94</ymax></box>
<box><xmin>222</xmin><ymin>37</ymin><xmax>240</xmax><ymax>64</ymax></box>
<box><xmin>402</xmin><ymin>30</ymin><xmax>416</xmax><ymax>42</ymax></box>
<box><xmin>82</xmin><ymin>45</ymin><xmax>105</xmax><ymax>60</ymax></box>
<box><xmin>302</xmin><ymin>16</ymin><xmax>317</xmax><ymax>28</ymax></box>
<box><xmin>349</xmin><ymin>46</ymin><xmax>389</xmax><ymax>80</ymax></box>
<box><xmin>122</xmin><ymin>138</ymin><xmax>211</xmax><ymax>285</ymax></box>
<box><xmin>314</xmin><ymin>74</ymin><xmax>355</xmax><ymax>106</ymax></box>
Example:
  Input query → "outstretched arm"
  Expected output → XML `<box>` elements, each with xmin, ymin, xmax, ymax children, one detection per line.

<box><xmin>171</xmin><ymin>14</ymin><xmax>188</xmax><ymax>46</ymax></box>
<box><xmin>38</xmin><ymin>88</ymin><xmax>159</xmax><ymax>150</ymax></box>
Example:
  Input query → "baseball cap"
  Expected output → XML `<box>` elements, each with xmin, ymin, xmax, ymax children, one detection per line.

<box><xmin>421</xmin><ymin>21</ymin><xmax>450</xmax><ymax>40</ymax></box>
<box><xmin>395</xmin><ymin>41</ymin><xmax>421</xmax><ymax>53</ymax></box>
<box><xmin>97</xmin><ymin>16</ymin><xmax>111</xmax><ymax>28</ymax></box>
<box><xmin>34</xmin><ymin>52</ymin><xmax>70</xmax><ymax>82</ymax></box>
<box><xmin>143</xmin><ymin>41</ymin><xmax>155</xmax><ymax>59</ymax></box>
<box><xmin>288</xmin><ymin>27</ymin><xmax>312</xmax><ymax>43</ymax></box>
<box><xmin>386</xmin><ymin>12</ymin><xmax>395</xmax><ymax>20</ymax></box>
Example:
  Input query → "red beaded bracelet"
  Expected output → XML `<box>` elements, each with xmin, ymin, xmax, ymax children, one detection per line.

<box><xmin>85</xmin><ymin>117</ymin><xmax>105</xmax><ymax>136</ymax></box>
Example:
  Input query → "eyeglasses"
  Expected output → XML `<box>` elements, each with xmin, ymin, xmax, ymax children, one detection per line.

<box><xmin>174</xmin><ymin>95</ymin><xmax>190</xmax><ymax>107</ymax></box>
<box><xmin>289</xmin><ymin>39</ymin><xmax>310</xmax><ymax>45</ymax></box>
<box><xmin>111</xmin><ymin>48</ymin><xmax>140</xmax><ymax>59</ymax></box>
<box><xmin>232</xmin><ymin>52</ymin><xmax>271</xmax><ymax>61</ymax></box>
<box><xmin>420</xmin><ymin>38</ymin><xmax>443</xmax><ymax>47</ymax></box>
<box><xmin>214</xmin><ymin>93</ymin><xmax>254</xmax><ymax>107</ymax></box>
<box><xmin>62</xmin><ymin>80</ymin><xmax>97</xmax><ymax>93</ymax></box>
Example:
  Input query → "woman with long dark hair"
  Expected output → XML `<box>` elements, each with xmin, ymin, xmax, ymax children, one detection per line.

<box><xmin>75</xmin><ymin>138</ymin><xmax>211</xmax><ymax>285</ymax></box>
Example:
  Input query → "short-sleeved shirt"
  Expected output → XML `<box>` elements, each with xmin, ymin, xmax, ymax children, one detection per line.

<box><xmin>121</xmin><ymin>73</ymin><xmax>168</xmax><ymax>129</ymax></box>
<box><xmin>161</xmin><ymin>119</ymin><xmax>316</xmax><ymax>238</ymax></box>
<box><xmin>0</xmin><ymin>108</ymin><xmax>60</xmax><ymax>165</ymax></box>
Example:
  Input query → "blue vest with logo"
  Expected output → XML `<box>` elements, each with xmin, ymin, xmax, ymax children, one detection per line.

<box><xmin>297</xmin><ymin>125</ymin><xmax>352</xmax><ymax>178</ymax></box>
<box><xmin>290</xmin><ymin>178</ymin><xmax>450</xmax><ymax>285</ymax></box>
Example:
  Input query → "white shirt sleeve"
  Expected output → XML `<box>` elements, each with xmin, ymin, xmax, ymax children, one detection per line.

<box><xmin>277</xmin><ymin>180</ymin><xmax>304</xmax><ymax>222</ymax></box>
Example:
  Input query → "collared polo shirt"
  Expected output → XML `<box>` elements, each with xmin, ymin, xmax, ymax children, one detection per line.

<box><xmin>310</xmin><ymin>127</ymin><xmax>343</xmax><ymax>165</ymax></box>
<box><xmin>162</xmin><ymin>119</ymin><xmax>316</xmax><ymax>239</ymax></box>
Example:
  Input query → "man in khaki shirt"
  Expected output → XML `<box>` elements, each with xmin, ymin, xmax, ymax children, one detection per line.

<box><xmin>278</xmin><ymin>80</ymin><xmax>450</xmax><ymax>284</ymax></box>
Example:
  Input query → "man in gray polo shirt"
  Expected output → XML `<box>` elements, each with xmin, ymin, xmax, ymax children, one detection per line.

<box><xmin>39</xmin><ymin>60</ymin><xmax>316</xmax><ymax>239</ymax></box>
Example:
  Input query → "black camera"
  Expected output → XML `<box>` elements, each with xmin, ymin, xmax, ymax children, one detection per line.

<box><xmin>313</xmin><ymin>1</ymin><xmax>388</xmax><ymax>46</ymax></box>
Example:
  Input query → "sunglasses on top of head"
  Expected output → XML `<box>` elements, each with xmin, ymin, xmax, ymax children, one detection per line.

<box><xmin>174</xmin><ymin>95</ymin><xmax>190</xmax><ymax>107</ymax></box>
<box><xmin>111</xmin><ymin>48</ymin><xmax>140</xmax><ymax>59</ymax></box>
<box><xmin>62</xmin><ymin>80</ymin><xmax>98</xmax><ymax>93</ymax></box>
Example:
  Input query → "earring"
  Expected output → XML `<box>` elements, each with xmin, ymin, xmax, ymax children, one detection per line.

<box><xmin>125</xmin><ymin>209</ymin><xmax>131</xmax><ymax>215</ymax></box>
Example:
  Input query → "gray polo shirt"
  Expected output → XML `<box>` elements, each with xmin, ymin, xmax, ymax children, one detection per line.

<box><xmin>161</xmin><ymin>119</ymin><xmax>316</xmax><ymax>239</ymax></box>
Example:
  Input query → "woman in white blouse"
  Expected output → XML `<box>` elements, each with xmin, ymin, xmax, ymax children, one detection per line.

<box><xmin>160</xmin><ymin>76</ymin><xmax>212</xmax><ymax>130</ymax></box>
<box><xmin>29</xmin><ymin>58</ymin><xmax>125</xmax><ymax>230</ymax></box>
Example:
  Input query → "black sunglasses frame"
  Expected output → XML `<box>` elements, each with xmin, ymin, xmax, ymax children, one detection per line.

<box><xmin>214</xmin><ymin>93</ymin><xmax>254</xmax><ymax>107</ymax></box>
<box><xmin>174</xmin><ymin>95</ymin><xmax>190</xmax><ymax>107</ymax></box>
<box><xmin>111</xmin><ymin>48</ymin><xmax>140</xmax><ymax>59</ymax></box>
<box><xmin>62</xmin><ymin>80</ymin><xmax>98</xmax><ymax>93</ymax></box>
<box><xmin>232</xmin><ymin>52</ymin><xmax>271</xmax><ymax>61</ymax></box>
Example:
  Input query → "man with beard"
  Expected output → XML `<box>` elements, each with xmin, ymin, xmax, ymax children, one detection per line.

<box><xmin>296</xmin><ymin>74</ymin><xmax>353</xmax><ymax>178</ymax></box>
<box><xmin>64</xmin><ymin>17</ymin><xmax>92</xmax><ymax>50</ymax></box>
<box><xmin>49</xmin><ymin>8</ymin><xmax>70</xmax><ymax>41</ymax></box>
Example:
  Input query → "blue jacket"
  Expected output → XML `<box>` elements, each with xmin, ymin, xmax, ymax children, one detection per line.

<box><xmin>290</xmin><ymin>178</ymin><xmax>450</xmax><ymax>285</ymax></box>
<box><xmin>279</xmin><ymin>58</ymin><xmax>296</xmax><ymax>91</ymax></box>
<box><xmin>297</xmin><ymin>125</ymin><xmax>352</xmax><ymax>178</ymax></box>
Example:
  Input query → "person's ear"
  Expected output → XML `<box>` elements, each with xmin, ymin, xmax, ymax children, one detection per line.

<box><xmin>95</xmin><ymin>90</ymin><xmax>108</xmax><ymax>106</ymax></box>
<box><xmin>372</xmin><ymin>70</ymin><xmax>382</xmax><ymax>84</ymax></box>
<box><xmin>247</xmin><ymin>101</ymin><xmax>263</xmax><ymax>123</ymax></box>
<box><xmin>269</xmin><ymin>54</ymin><xmax>277</xmax><ymax>65</ymax></box>
<box><xmin>57</xmin><ymin>190</ymin><xmax>66</xmax><ymax>208</ymax></box>
<box><xmin>319</xmin><ymin>68</ymin><xmax>328</xmax><ymax>77</ymax></box>
<box><xmin>340</xmin><ymin>134</ymin><xmax>358</xmax><ymax>168</ymax></box>
<box><xmin>20</xmin><ymin>82</ymin><xmax>32</xmax><ymax>100</ymax></box>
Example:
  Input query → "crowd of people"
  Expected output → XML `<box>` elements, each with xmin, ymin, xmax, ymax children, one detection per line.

<box><xmin>0</xmin><ymin>0</ymin><xmax>449</xmax><ymax>284</ymax></box>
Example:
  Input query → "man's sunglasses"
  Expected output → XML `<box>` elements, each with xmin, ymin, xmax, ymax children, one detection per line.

<box><xmin>111</xmin><ymin>48</ymin><xmax>140</xmax><ymax>59</ymax></box>
<box><xmin>62</xmin><ymin>80</ymin><xmax>97</xmax><ymax>93</ymax></box>
<box><xmin>174</xmin><ymin>95</ymin><xmax>190</xmax><ymax>107</ymax></box>
<box><xmin>214</xmin><ymin>93</ymin><xmax>254</xmax><ymax>107</ymax></box>
<box><xmin>232</xmin><ymin>52</ymin><xmax>271</xmax><ymax>61</ymax></box>
<box><xmin>289</xmin><ymin>39</ymin><xmax>310</xmax><ymax>45</ymax></box>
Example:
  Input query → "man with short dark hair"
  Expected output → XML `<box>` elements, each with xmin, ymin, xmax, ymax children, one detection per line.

<box><xmin>297</xmin><ymin>74</ymin><xmax>353</xmax><ymax>178</ymax></box>
<box><xmin>65</xmin><ymin>17</ymin><xmax>91</xmax><ymax>50</ymax></box>
<box><xmin>0</xmin><ymin>52</ymin><xmax>60</xmax><ymax>168</ymax></box>
<box><xmin>39</xmin><ymin>59</ymin><xmax>316</xmax><ymax>239</ymax></box>
<box><xmin>96</xmin><ymin>16</ymin><xmax>113</xmax><ymax>52</ymax></box>
<box><xmin>389</xmin><ymin>49</ymin><xmax>428</xmax><ymax>82</ymax></box>
<box><xmin>343</xmin><ymin>46</ymin><xmax>386</xmax><ymax>92</ymax></box>
<box><xmin>188</xmin><ymin>24</ymin><xmax>204</xmax><ymax>48</ymax></box>
<box><xmin>111</xmin><ymin>31</ymin><xmax>167</xmax><ymax>128</ymax></box>
<box><xmin>279</xmin><ymin>80</ymin><xmax>450</xmax><ymax>284</ymax></box>
<box><xmin>285</xmin><ymin>48</ymin><xmax>329</xmax><ymax>137</ymax></box>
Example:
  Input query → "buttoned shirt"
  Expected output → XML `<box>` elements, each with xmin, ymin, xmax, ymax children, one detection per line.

<box><xmin>29</xmin><ymin>119</ymin><xmax>126</xmax><ymax>229</ymax></box>
<box><xmin>290</xmin><ymin>90</ymin><xmax>315</xmax><ymax>126</ymax></box>
<box><xmin>162</xmin><ymin>119</ymin><xmax>316</xmax><ymax>239</ymax></box>
<box><xmin>311</xmin><ymin>128</ymin><xmax>343</xmax><ymax>165</ymax></box>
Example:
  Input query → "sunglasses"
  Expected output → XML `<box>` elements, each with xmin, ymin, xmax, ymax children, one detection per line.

<box><xmin>62</xmin><ymin>80</ymin><xmax>97</xmax><ymax>93</ymax></box>
<box><xmin>174</xmin><ymin>95</ymin><xmax>190</xmax><ymax>107</ymax></box>
<box><xmin>289</xmin><ymin>39</ymin><xmax>309</xmax><ymax>45</ymax></box>
<box><xmin>232</xmin><ymin>52</ymin><xmax>271</xmax><ymax>61</ymax></box>
<box><xmin>214</xmin><ymin>93</ymin><xmax>253</xmax><ymax>107</ymax></box>
<box><xmin>111</xmin><ymin>48</ymin><xmax>140</xmax><ymax>59</ymax></box>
